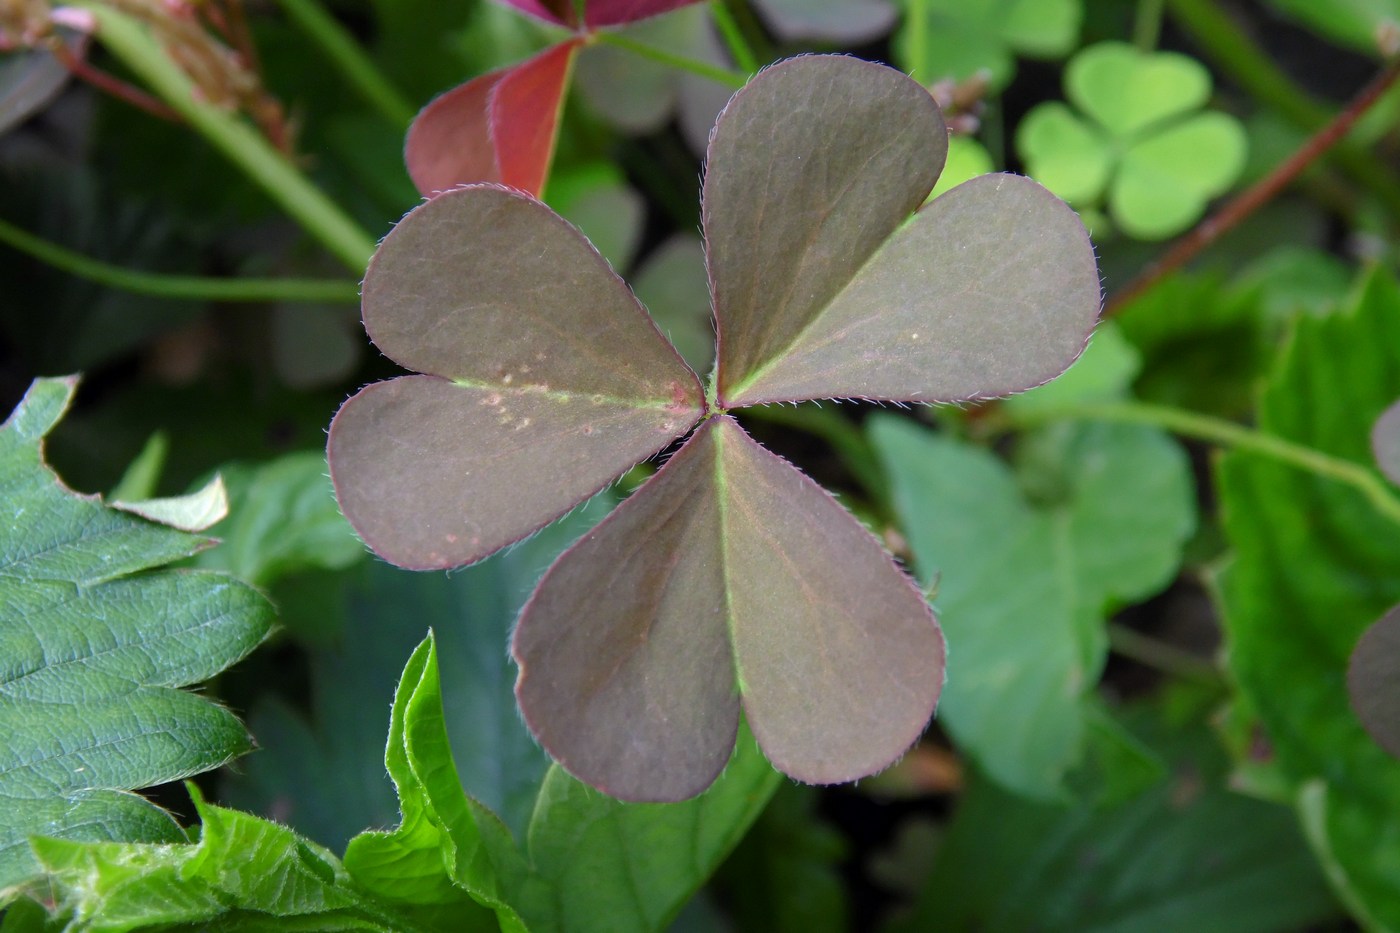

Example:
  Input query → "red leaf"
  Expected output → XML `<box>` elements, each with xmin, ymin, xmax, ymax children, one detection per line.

<box><xmin>584</xmin><ymin>0</ymin><xmax>704</xmax><ymax>28</ymax></box>
<box><xmin>405</xmin><ymin>41</ymin><xmax>580</xmax><ymax>198</ymax></box>
<box><xmin>495</xmin><ymin>0</ymin><xmax>578</xmax><ymax>27</ymax></box>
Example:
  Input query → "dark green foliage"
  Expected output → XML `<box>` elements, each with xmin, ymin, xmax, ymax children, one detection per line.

<box><xmin>0</xmin><ymin>379</ymin><xmax>274</xmax><ymax>898</ymax></box>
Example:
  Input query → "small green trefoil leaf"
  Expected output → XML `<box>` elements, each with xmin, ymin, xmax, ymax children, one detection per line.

<box><xmin>1017</xmin><ymin>41</ymin><xmax>1248</xmax><ymax>240</ymax></box>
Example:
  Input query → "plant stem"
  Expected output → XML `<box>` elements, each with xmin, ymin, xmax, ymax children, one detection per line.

<box><xmin>1012</xmin><ymin>400</ymin><xmax>1400</xmax><ymax>526</ymax></box>
<box><xmin>76</xmin><ymin>2</ymin><xmax>378</xmax><ymax>274</ymax></box>
<box><xmin>592</xmin><ymin>29</ymin><xmax>748</xmax><ymax>87</ymax></box>
<box><xmin>709</xmin><ymin>0</ymin><xmax>759</xmax><ymax>74</ymax></box>
<box><xmin>1166</xmin><ymin>0</ymin><xmax>1400</xmax><ymax>220</ymax></box>
<box><xmin>1107</xmin><ymin>623</ymin><xmax>1223</xmax><ymax>685</ymax></box>
<box><xmin>1133</xmin><ymin>0</ymin><xmax>1166</xmax><ymax>50</ymax></box>
<box><xmin>0</xmin><ymin>216</ymin><xmax>361</xmax><ymax>303</ymax></box>
<box><xmin>905</xmin><ymin>0</ymin><xmax>929</xmax><ymax>82</ymax></box>
<box><xmin>1106</xmin><ymin>55</ymin><xmax>1400</xmax><ymax>316</ymax></box>
<box><xmin>274</xmin><ymin>0</ymin><xmax>416</xmax><ymax>128</ymax></box>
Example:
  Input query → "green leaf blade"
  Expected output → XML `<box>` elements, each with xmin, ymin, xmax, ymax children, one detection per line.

<box><xmin>873</xmin><ymin>415</ymin><xmax>1194</xmax><ymax>797</ymax></box>
<box><xmin>0</xmin><ymin>378</ymin><xmax>274</xmax><ymax>896</ymax></box>
<box><xmin>1216</xmin><ymin>269</ymin><xmax>1400</xmax><ymax>922</ymax></box>
<box><xmin>524</xmin><ymin>727</ymin><xmax>780</xmax><ymax>933</ymax></box>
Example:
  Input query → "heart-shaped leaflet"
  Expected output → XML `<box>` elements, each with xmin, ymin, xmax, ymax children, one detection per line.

<box><xmin>328</xmin><ymin>185</ymin><xmax>703</xmax><ymax>570</ymax></box>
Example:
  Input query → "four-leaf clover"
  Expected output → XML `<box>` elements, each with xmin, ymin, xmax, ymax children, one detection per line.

<box><xmin>329</xmin><ymin>55</ymin><xmax>1101</xmax><ymax>801</ymax></box>
<box><xmin>1017</xmin><ymin>41</ymin><xmax>1247</xmax><ymax>240</ymax></box>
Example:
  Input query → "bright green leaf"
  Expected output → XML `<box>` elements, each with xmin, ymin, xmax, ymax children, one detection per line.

<box><xmin>1113</xmin><ymin>112</ymin><xmax>1248</xmax><ymax>240</ymax></box>
<box><xmin>1016</xmin><ymin>102</ymin><xmax>1113</xmax><ymax>205</ymax></box>
<box><xmin>1216</xmin><ymin>268</ymin><xmax>1400</xmax><ymax>923</ymax></box>
<box><xmin>345</xmin><ymin>635</ymin><xmax>531</xmax><ymax>931</ymax></box>
<box><xmin>0</xmin><ymin>377</ymin><xmax>274</xmax><ymax>896</ymax></box>
<box><xmin>192</xmin><ymin>452</ymin><xmax>364</xmax><ymax>587</ymax></box>
<box><xmin>110</xmin><ymin>473</ymin><xmax>228</xmax><ymax>532</ymax></box>
<box><xmin>872</xmin><ymin>416</ymin><xmax>1194</xmax><ymax>797</ymax></box>
<box><xmin>1066</xmin><ymin>42</ymin><xmax>1211</xmax><ymax>138</ymax></box>
<box><xmin>33</xmin><ymin>786</ymin><xmax>424</xmax><ymax>932</ymax></box>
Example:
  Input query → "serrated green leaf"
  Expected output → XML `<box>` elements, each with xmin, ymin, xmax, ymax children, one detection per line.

<box><xmin>1216</xmin><ymin>268</ymin><xmax>1400</xmax><ymax>923</ymax></box>
<box><xmin>0</xmin><ymin>378</ymin><xmax>274</xmax><ymax>896</ymax></box>
<box><xmin>872</xmin><ymin>416</ymin><xmax>1194</xmax><ymax>797</ymax></box>
<box><xmin>514</xmin><ymin>416</ymin><xmax>943</xmax><ymax>800</ymax></box>
<box><xmin>32</xmin><ymin>786</ymin><xmax>422</xmax><ymax>932</ymax></box>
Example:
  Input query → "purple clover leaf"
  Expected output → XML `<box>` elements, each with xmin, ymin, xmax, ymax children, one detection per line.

<box><xmin>328</xmin><ymin>55</ymin><xmax>1101</xmax><ymax>802</ymax></box>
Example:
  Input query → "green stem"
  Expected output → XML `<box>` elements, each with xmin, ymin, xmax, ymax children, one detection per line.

<box><xmin>274</xmin><ymin>0</ymin><xmax>415</xmax><ymax>128</ymax></box>
<box><xmin>592</xmin><ymin>29</ymin><xmax>748</xmax><ymax>87</ymax></box>
<box><xmin>1166</xmin><ymin>0</ymin><xmax>1400</xmax><ymax>222</ymax></box>
<box><xmin>905</xmin><ymin>0</ymin><xmax>929</xmax><ymax>82</ymax></box>
<box><xmin>1107</xmin><ymin>623</ymin><xmax>1223</xmax><ymax>685</ymax></box>
<box><xmin>1013</xmin><ymin>400</ymin><xmax>1400</xmax><ymax>526</ymax></box>
<box><xmin>77</xmin><ymin>3</ymin><xmax>378</xmax><ymax>274</ymax></box>
<box><xmin>709</xmin><ymin>0</ymin><xmax>759</xmax><ymax>74</ymax></box>
<box><xmin>1133</xmin><ymin>0</ymin><xmax>1166</xmax><ymax>50</ymax></box>
<box><xmin>0</xmin><ymin>216</ymin><xmax>360</xmax><ymax>303</ymax></box>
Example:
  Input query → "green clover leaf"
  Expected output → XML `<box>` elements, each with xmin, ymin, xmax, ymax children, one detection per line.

<box><xmin>894</xmin><ymin>0</ymin><xmax>1082</xmax><ymax>88</ymax></box>
<box><xmin>1017</xmin><ymin>41</ymin><xmax>1248</xmax><ymax>240</ymax></box>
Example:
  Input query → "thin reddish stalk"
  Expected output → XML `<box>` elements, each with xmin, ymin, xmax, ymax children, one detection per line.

<box><xmin>51</xmin><ymin>41</ymin><xmax>181</xmax><ymax>121</ymax></box>
<box><xmin>1105</xmin><ymin>57</ymin><xmax>1400</xmax><ymax>317</ymax></box>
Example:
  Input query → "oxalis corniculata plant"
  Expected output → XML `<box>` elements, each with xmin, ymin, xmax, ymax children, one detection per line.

<box><xmin>328</xmin><ymin>54</ymin><xmax>1101</xmax><ymax>802</ymax></box>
